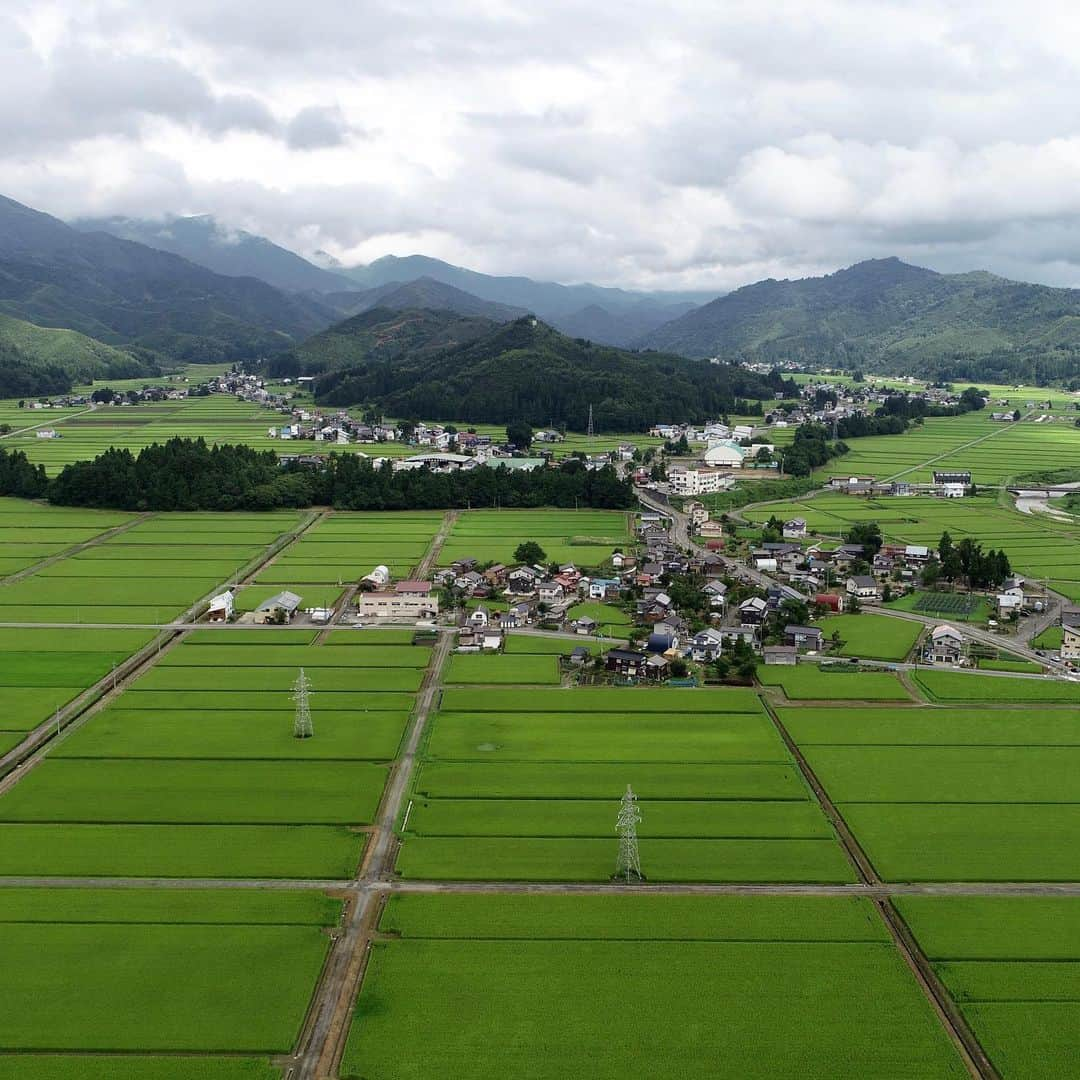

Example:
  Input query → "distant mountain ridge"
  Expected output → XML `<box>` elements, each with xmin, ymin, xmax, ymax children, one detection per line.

<box><xmin>75</xmin><ymin>214</ymin><xmax>357</xmax><ymax>294</ymax></box>
<box><xmin>332</xmin><ymin>277</ymin><xmax>527</xmax><ymax>322</ymax></box>
<box><xmin>66</xmin><ymin>213</ymin><xmax>709</xmax><ymax>346</ymax></box>
<box><xmin>0</xmin><ymin>195</ymin><xmax>337</xmax><ymax>363</ymax></box>
<box><xmin>638</xmin><ymin>257</ymin><xmax>1080</xmax><ymax>382</ymax></box>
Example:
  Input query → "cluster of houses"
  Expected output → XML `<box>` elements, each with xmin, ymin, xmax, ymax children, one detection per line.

<box><xmin>828</xmin><ymin>471</ymin><xmax>973</xmax><ymax>498</ymax></box>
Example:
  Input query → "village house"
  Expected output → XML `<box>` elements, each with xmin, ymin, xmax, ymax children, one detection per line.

<box><xmin>684</xmin><ymin>501</ymin><xmax>710</xmax><ymax>528</ymax></box>
<box><xmin>815</xmin><ymin>593</ymin><xmax>845</xmax><ymax>613</ymax></box>
<box><xmin>782</xmin><ymin>517</ymin><xmax>807</xmax><ymax>540</ymax></box>
<box><xmin>206</xmin><ymin>589</ymin><xmax>234</xmax><ymax>622</ymax></box>
<box><xmin>507</xmin><ymin>566</ymin><xmax>544</xmax><ymax>593</ymax></box>
<box><xmin>605</xmin><ymin>648</ymin><xmax>649</xmax><ymax>678</ymax></box>
<box><xmin>645</xmin><ymin>654</ymin><xmax>671</xmax><ymax>680</ymax></box>
<box><xmin>762</xmin><ymin>644</ymin><xmax>798</xmax><ymax>665</ymax></box>
<box><xmin>537</xmin><ymin>580</ymin><xmax>565</xmax><ymax>604</ymax></box>
<box><xmin>739</xmin><ymin>596</ymin><xmax>768</xmax><ymax>626</ymax></box>
<box><xmin>254</xmin><ymin>590</ymin><xmax>302</xmax><ymax>624</ymax></box>
<box><xmin>704</xmin><ymin>582</ymin><xmax>728</xmax><ymax>610</ymax></box>
<box><xmin>846</xmin><ymin>575</ymin><xmax>880</xmax><ymax>600</ymax></box>
<box><xmin>570</xmin><ymin>645</ymin><xmax>592</xmax><ymax>665</ymax></box>
<box><xmin>784</xmin><ymin>625</ymin><xmax>824</xmax><ymax>652</ymax></box>
<box><xmin>1062</xmin><ymin>608</ymin><xmax>1080</xmax><ymax>661</ymax></box>
<box><xmin>574</xmin><ymin>615</ymin><xmax>598</xmax><ymax>635</ymax></box>
<box><xmin>689</xmin><ymin>628</ymin><xmax>724</xmax><ymax>662</ymax></box>
<box><xmin>928</xmin><ymin>625</ymin><xmax>965</xmax><ymax>665</ymax></box>
<box><xmin>589</xmin><ymin>578</ymin><xmax>621</xmax><ymax>600</ymax></box>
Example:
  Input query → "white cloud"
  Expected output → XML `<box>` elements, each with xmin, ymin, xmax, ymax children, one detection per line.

<box><xmin>4</xmin><ymin>0</ymin><xmax>1080</xmax><ymax>291</ymax></box>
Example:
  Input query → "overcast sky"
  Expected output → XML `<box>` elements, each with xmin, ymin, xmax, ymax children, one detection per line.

<box><xmin>5</xmin><ymin>0</ymin><xmax>1080</xmax><ymax>293</ymax></box>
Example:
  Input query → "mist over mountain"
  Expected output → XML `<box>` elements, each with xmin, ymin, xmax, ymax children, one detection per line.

<box><xmin>75</xmin><ymin>214</ymin><xmax>356</xmax><ymax>294</ymax></box>
<box><xmin>0</xmin><ymin>195</ymin><xmax>336</xmax><ymax>363</ymax></box>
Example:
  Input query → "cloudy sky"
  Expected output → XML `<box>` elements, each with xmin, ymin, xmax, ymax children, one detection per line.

<box><xmin>4</xmin><ymin>0</ymin><xmax>1080</xmax><ymax>293</ymax></box>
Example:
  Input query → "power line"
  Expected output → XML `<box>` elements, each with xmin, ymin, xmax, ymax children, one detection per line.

<box><xmin>293</xmin><ymin>667</ymin><xmax>313</xmax><ymax>739</ymax></box>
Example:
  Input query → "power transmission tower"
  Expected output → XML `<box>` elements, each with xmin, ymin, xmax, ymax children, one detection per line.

<box><xmin>613</xmin><ymin>784</ymin><xmax>644</xmax><ymax>882</ymax></box>
<box><xmin>586</xmin><ymin>404</ymin><xmax>595</xmax><ymax>438</ymax></box>
<box><xmin>293</xmin><ymin>668</ymin><xmax>313</xmax><ymax>739</ymax></box>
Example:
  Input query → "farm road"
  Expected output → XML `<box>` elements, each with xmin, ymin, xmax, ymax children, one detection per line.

<box><xmin>292</xmin><ymin>629</ymin><xmax>453</xmax><ymax>1080</ymax></box>
<box><xmin>414</xmin><ymin>508</ymin><xmax>458</xmax><ymax>578</ymax></box>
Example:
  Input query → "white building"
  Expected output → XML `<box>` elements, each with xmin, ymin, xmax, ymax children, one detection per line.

<box><xmin>702</xmin><ymin>441</ymin><xmax>747</xmax><ymax>468</ymax></box>
<box><xmin>356</xmin><ymin>581</ymin><xmax>439</xmax><ymax>621</ymax></box>
<box><xmin>206</xmin><ymin>590</ymin><xmax>234</xmax><ymax>622</ymax></box>
<box><xmin>668</xmin><ymin>467</ymin><xmax>734</xmax><ymax>496</ymax></box>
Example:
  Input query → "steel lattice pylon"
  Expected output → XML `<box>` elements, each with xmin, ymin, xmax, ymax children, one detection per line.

<box><xmin>293</xmin><ymin>667</ymin><xmax>313</xmax><ymax>739</ymax></box>
<box><xmin>613</xmin><ymin>784</ymin><xmax>644</xmax><ymax>882</ymax></box>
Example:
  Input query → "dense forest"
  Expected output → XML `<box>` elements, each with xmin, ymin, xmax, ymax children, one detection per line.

<box><xmin>36</xmin><ymin>438</ymin><xmax>635</xmax><ymax>511</ymax></box>
<box><xmin>312</xmin><ymin>316</ymin><xmax>795</xmax><ymax>430</ymax></box>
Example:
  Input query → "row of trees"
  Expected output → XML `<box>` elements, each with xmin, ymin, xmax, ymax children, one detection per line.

<box><xmin>927</xmin><ymin>531</ymin><xmax>1012</xmax><ymax>590</ymax></box>
<box><xmin>36</xmin><ymin>438</ymin><xmax>636</xmax><ymax>512</ymax></box>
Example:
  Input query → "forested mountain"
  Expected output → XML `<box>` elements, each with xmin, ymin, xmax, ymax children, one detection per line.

<box><xmin>269</xmin><ymin>307</ymin><xmax>499</xmax><ymax>377</ymax></box>
<box><xmin>639</xmin><ymin>257</ymin><xmax>1080</xmax><ymax>383</ymax></box>
<box><xmin>328</xmin><ymin>277</ymin><xmax>527</xmax><ymax>322</ymax></box>
<box><xmin>0</xmin><ymin>195</ymin><xmax>337</xmax><ymax>363</ymax></box>
<box><xmin>74</xmin><ymin>214</ymin><xmax>356</xmax><ymax>294</ymax></box>
<box><xmin>0</xmin><ymin>314</ymin><xmax>154</xmax><ymax>394</ymax></box>
<box><xmin>315</xmin><ymin>315</ymin><xmax>793</xmax><ymax>430</ymax></box>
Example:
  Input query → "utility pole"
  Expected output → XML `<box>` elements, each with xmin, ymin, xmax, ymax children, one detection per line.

<box><xmin>613</xmin><ymin>784</ymin><xmax>644</xmax><ymax>882</ymax></box>
<box><xmin>293</xmin><ymin>668</ymin><xmax>313</xmax><ymax>739</ymax></box>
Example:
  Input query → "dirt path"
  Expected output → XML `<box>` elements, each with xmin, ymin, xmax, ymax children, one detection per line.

<box><xmin>293</xmin><ymin>630</ymin><xmax>453</xmax><ymax>1080</ymax></box>
<box><xmin>414</xmin><ymin>509</ymin><xmax>458</xmax><ymax>578</ymax></box>
<box><xmin>884</xmin><ymin>414</ymin><xmax>1030</xmax><ymax>484</ymax></box>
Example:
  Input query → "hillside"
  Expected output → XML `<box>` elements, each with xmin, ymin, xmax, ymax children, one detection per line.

<box><xmin>0</xmin><ymin>314</ymin><xmax>154</xmax><ymax>393</ymax></box>
<box><xmin>315</xmin><ymin>316</ymin><xmax>793</xmax><ymax>430</ymax></box>
<box><xmin>0</xmin><ymin>195</ymin><xmax>337</xmax><ymax>362</ymax></box>
<box><xmin>74</xmin><ymin>214</ymin><xmax>355</xmax><ymax>294</ymax></box>
<box><xmin>275</xmin><ymin>307</ymin><xmax>499</xmax><ymax>376</ymax></box>
<box><xmin>639</xmin><ymin>257</ymin><xmax>1080</xmax><ymax>382</ymax></box>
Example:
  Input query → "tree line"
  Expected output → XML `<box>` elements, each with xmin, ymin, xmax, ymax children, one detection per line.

<box><xmin>19</xmin><ymin>438</ymin><xmax>636</xmax><ymax>512</ymax></box>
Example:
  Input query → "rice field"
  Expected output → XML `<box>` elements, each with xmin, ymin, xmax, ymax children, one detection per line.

<box><xmin>897</xmin><ymin>898</ymin><xmax>1080</xmax><ymax>1078</ymax></box>
<box><xmin>785</xmin><ymin>690</ymin><xmax>1080</xmax><ymax>881</ymax></box>
<box><xmin>340</xmin><ymin>894</ymin><xmax>966</xmax><ymax>1079</ymax></box>
<box><xmin>0</xmin><ymin>631</ymin><xmax>429</xmax><ymax>878</ymax></box>
<box><xmin>0</xmin><ymin>887</ymin><xmax>340</xmax><ymax>1064</ymax></box>
<box><xmin>438</xmin><ymin>508</ymin><xmax>632</xmax><ymax>568</ymax></box>
<box><xmin>398</xmin><ymin>684</ymin><xmax>852</xmax><ymax>882</ymax></box>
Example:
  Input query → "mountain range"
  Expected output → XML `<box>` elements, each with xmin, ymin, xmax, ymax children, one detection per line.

<box><xmin>75</xmin><ymin>214</ymin><xmax>707</xmax><ymax>345</ymax></box>
<box><xmin>0</xmin><ymin>195</ymin><xmax>335</xmax><ymax>375</ymax></box>
<box><xmin>639</xmin><ymin>257</ymin><xmax>1080</xmax><ymax>382</ymax></box>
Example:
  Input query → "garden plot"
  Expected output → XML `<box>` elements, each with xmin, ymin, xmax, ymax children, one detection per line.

<box><xmin>341</xmin><ymin>894</ymin><xmax>965</xmax><ymax>1080</ymax></box>
<box><xmin>814</xmin><ymin>613</ymin><xmax>921</xmax><ymax>662</ymax></box>
<box><xmin>398</xmin><ymin>685</ymin><xmax>851</xmax><ymax>882</ymax></box>
<box><xmin>0</xmin><ymin>888</ymin><xmax>338</xmax><ymax>1056</ymax></box>
<box><xmin>438</xmin><ymin>507</ymin><xmax>632</xmax><ymax>567</ymax></box>
<box><xmin>758</xmin><ymin>666</ymin><xmax>911</xmax><ymax>700</ymax></box>
<box><xmin>897</xmin><ymin>898</ymin><xmax>1080</xmax><ymax>1078</ymax></box>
